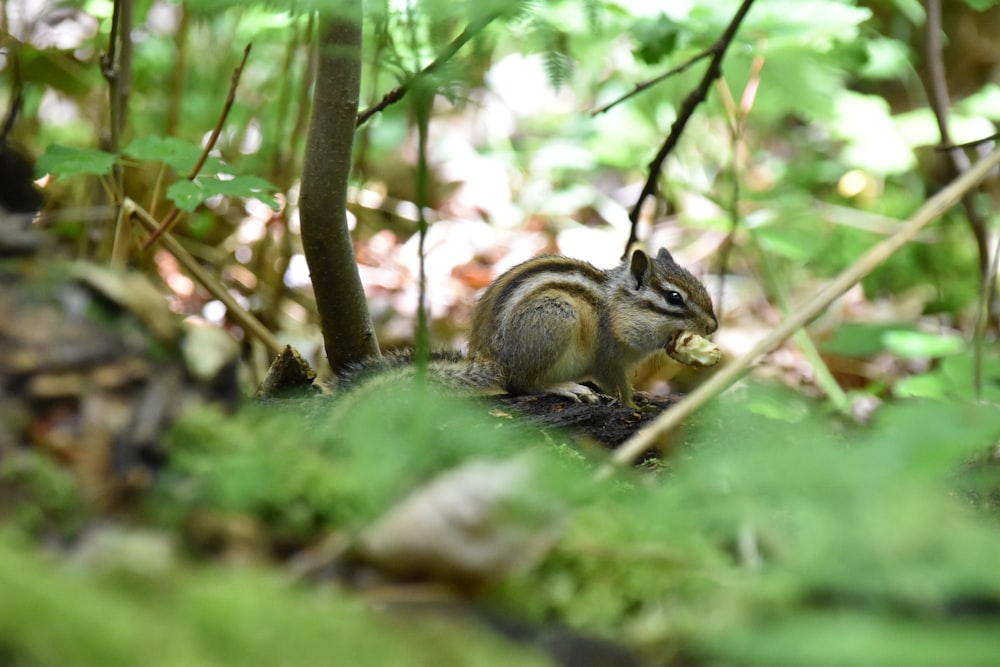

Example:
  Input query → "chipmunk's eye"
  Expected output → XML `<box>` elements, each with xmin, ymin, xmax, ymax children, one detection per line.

<box><xmin>665</xmin><ymin>291</ymin><xmax>684</xmax><ymax>306</ymax></box>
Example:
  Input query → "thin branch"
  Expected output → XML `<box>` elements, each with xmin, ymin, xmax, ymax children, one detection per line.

<box><xmin>592</xmin><ymin>46</ymin><xmax>716</xmax><ymax>116</ymax></box>
<box><xmin>600</xmin><ymin>145</ymin><xmax>1000</xmax><ymax>475</ymax></box>
<box><xmin>923</xmin><ymin>0</ymin><xmax>990</xmax><ymax>279</ymax></box>
<box><xmin>936</xmin><ymin>131</ymin><xmax>1000</xmax><ymax>151</ymax></box>
<box><xmin>165</xmin><ymin>0</ymin><xmax>189</xmax><ymax>137</ymax></box>
<box><xmin>975</xmin><ymin>232</ymin><xmax>1000</xmax><ymax>397</ymax></box>
<box><xmin>141</xmin><ymin>43</ymin><xmax>252</xmax><ymax>252</ymax></box>
<box><xmin>923</xmin><ymin>0</ymin><xmax>997</xmax><ymax>390</ymax></box>
<box><xmin>413</xmin><ymin>86</ymin><xmax>432</xmax><ymax>378</ymax></box>
<box><xmin>355</xmin><ymin>11</ymin><xmax>500</xmax><ymax>127</ymax></box>
<box><xmin>623</xmin><ymin>0</ymin><xmax>757</xmax><ymax>258</ymax></box>
<box><xmin>0</xmin><ymin>73</ymin><xmax>21</xmax><ymax>145</ymax></box>
<box><xmin>103</xmin><ymin>0</ymin><xmax>132</xmax><ymax>262</ymax></box>
<box><xmin>99</xmin><ymin>0</ymin><xmax>121</xmax><ymax>80</ymax></box>
<box><xmin>125</xmin><ymin>197</ymin><xmax>283</xmax><ymax>358</ymax></box>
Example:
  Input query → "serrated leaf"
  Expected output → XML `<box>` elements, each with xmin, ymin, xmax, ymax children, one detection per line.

<box><xmin>124</xmin><ymin>136</ymin><xmax>228</xmax><ymax>174</ymax></box>
<box><xmin>167</xmin><ymin>175</ymin><xmax>280</xmax><ymax>213</ymax></box>
<box><xmin>36</xmin><ymin>144</ymin><xmax>117</xmax><ymax>178</ymax></box>
<box><xmin>206</xmin><ymin>175</ymin><xmax>280</xmax><ymax>210</ymax></box>
<box><xmin>125</xmin><ymin>136</ymin><xmax>200</xmax><ymax>172</ymax></box>
<box><xmin>166</xmin><ymin>180</ymin><xmax>207</xmax><ymax>213</ymax></box>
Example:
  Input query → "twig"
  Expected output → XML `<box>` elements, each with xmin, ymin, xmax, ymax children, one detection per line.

<box><xmin>923</xmin><ymin>0</ymin><xmax>996</xmax><ymax>393</ymax></box>
<box><xmin>600</xmin><ymin>145</ymin><xmax>1000</xmax><ymax>476</ymax></box>
<box><xmin>413</xmin><ymin>87</ymin><xmax>432</xmax><ymax>377</ymax></box>
<box><xmin>622</xmin><ymin>0</ymin><xmax>757</xmax><ymax>258</ymax></box>
<box><xmin>936</xmin><ymin>131</ymin><xmax>1000</xmax><ymax>151</ymax></box>
<box><xmin>975</xmin><ymin>233</ymin><xmax>1000</xmax><ymax>397</ymax></box>
<box><xmin>923</xmin><ymin>0</ymin><xmax>990</xmax><ymax>281</ymax></box>
<box><xmin>125</xmin><ymin>197</ymin><xmax>283</xmax><ymax>357</ymax></box>
<box><xmin>141</xmin><ymin>43</ymin><xmax>252</xmax><ymax>252</ymax></box>
<box><xmin>0</xmin><ymin>56</ymin><xmax>22</xmax><ymax>144</ymax></box>
<box><xmin>592</xmin><ymin>46</ymin><xmax>716</xmax><ymax>117</ymax></box>
<box><xmin>356</xmin><ymin>11</ymin><xmax>500</xmax><ymax>127</ymax></box>
<box><xmin>165</xmin><ymin>1</ymin><xmax>189</xmax><ymax>137</ymax></box>
<box><xmin>102</xmin><ymin>0</ymin><xmax>132</xmax><ymax>262</ymax></box>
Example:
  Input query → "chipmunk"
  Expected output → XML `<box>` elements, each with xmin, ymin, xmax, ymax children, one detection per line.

<box><xmin>334</xmin><ymin>248</ymin><xmax>717</xmax><ymax>410</ymax></box>
<box><xmin>466</xmin><ymin>247</ymin><xmax>717</xmax><ymax>408</ymax></box>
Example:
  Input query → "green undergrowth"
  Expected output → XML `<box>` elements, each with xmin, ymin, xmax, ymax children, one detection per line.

<box><xmin>2</xmin><ymin>380</ymin><xmax>1000</xmax><ymax>665</ymax></box>
<box><xmin>0</xmin><ymin>531</ymin><xmax>549</xmax><ymax>667</ymax></box>
<box><xmin>490</xmin><ymin>386</ymin><xmax>1000</xmax><ymax>664</ymax></box>
<box><xmin>152</xmin><ymin>387</ymin><xmax>586</xmax><ymax>544</ymax></box>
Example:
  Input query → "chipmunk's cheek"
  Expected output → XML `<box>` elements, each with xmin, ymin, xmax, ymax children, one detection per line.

<box><xmin>666</xmin><ymin>331</ymin><xmax>721</xmax><ymax>368</ymax></box>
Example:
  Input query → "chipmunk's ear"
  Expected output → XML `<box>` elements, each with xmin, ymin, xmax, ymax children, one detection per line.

<box><xmin>629</xmin><ymin>249</ymin><xmax>650</xmax><ymax>289</ymax></box>
<box><xmin>656</xmin><ymin>247</ymin><xmax>675</xmax><ymax>264</ymax></box>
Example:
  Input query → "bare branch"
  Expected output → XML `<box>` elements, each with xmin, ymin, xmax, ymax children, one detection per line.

<box><xmin>356</xmin><ymin>11</ymin><xmax>500</xmax><ymax>127</ymax></box>
<box><xmin>141</xmin><ymin>43</ymin><xmax>252</xmax><ymax>253</ymax></box>
<box><xmin>922</xmin><ymin>0</ymin><xmax>990</xmax><ymax>279</ymax></box>
<box><xmin>104</xmin><ymin>0</ymin><xmax>132</xmax><ymax>262</ymax></box>
<box><xmin>125</xmin><ymin>198</ymin><xmax>283</xmax><ymax>357</ymax></box>
<box><xmin>936</xmin><ymin>131</ymin><xmax>1000</xmax><ymax>152</ymax></box>
<box><xmin>623</xmin><ymin>0</ymin><xmax>757</xmax><ymax>258</ymax></box>
<box><xmin>592</xmin><ymin>45</ymin><xmax>716</xmax><ymax>117</ymax></box>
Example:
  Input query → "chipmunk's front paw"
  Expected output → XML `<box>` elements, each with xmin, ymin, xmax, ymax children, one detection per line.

<box><xmin>546</xmin><ymin>382</ymin><xmax>600</xmax><ymax>404</ymax></box>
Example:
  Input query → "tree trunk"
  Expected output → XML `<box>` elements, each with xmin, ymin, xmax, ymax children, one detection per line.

<box><xmin>299</xmin><ymin>5</ymin><xmax>380</xmax><ymax>373</ymax></box>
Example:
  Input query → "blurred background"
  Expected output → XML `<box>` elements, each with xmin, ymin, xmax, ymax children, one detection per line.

<box><xmin>4</xmin><ymin>0</ymin><xmax>1000</xmax><ymax>403</ymax></box>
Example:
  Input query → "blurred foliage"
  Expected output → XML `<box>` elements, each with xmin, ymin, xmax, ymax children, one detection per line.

<box><xmin>0</xmin><ymin>452</ymin><xmax>86</xmax><ymax>539</ymax></box>
<box><xmin>4</xmin><ymin>0</ymin><xmax>1000</xmax><ymax>664</ymax></box>
<box><xmin>0</xmin><ymin>530</ymin><xmax>551</xmax><ymax>667</ymax></box>
<box><xmin>153</xmin><ymin>386</ymin><xmax>582</xmax><ymax>544</ymax></box>
<box><xmin>9</xmin><ymin>0</ymin><xmax>999</xmax><ymax>365</ymax></box>
<box><xmin>489</xmin><ymin>386</ymin><xmax>1000</xmax><ymax>664</ymax></box>
<box><xmin>5</xmin><ymin>382</ymin><xmax>1000</xmax><ymax>664</ymax></box>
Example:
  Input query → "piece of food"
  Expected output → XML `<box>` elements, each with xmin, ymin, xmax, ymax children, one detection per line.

<box><xmin>666</xmin><ymin>331</ymin><xmax>721</xmax><ymax>368</ymax></box>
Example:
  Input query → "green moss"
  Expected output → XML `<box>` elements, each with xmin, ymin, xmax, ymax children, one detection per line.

<box><xmin>0</xmin><ymin>452</ymin><xmax>87</xmax><ymax>539</ymax></box>
<box><xmin>152</xmin><ymin>387</ymin><xmax>582</xmax><ymax>543</ymax></box>
<box><xmin>0</xmin><ymin>533</ymin><xmax>550</xmax><ymax>667</ymax></box>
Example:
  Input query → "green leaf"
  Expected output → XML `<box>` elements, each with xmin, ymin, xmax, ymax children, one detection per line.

<box><xmin>631</xmin><ymin>14</ymin><xmax>678</xmax><ymax>65</ymax></box>
<box><xmin>206</xmin><ymin>175</ymin><xmax>280</xmax><ymax>210</ymax></box>
<box><xmin>887</xmin><ymin>0</ymin><xmax>925</xmax><ymax>24</ymax></box>
<box><xmin>962</xmin><ymin>0</ymin><xmax>1000</xmax><ymax>10</ymax></box>
<box><xmin>954</xmin><ymin>83</ymin><xmax>1000</xmax><ymax>121</ymax></box>
<box><xmin>124</xmin><ymin>136</ymin><xmax>225</xmax><ymax>173</ymax></box>
<box><xmin>820</xmin><ymin>323</ymin><xmax>912</xmax><ymax>357</ymax></box>
<box><xmin>124</xmin><ymin>136</ymin><xmax>227</xmax><ymax>174</ymax></box>
<box><xmin>821</xmin><ymin>324</ymin><xmax>966</xmax><ymax>359</ymax></box>
<box><xmin>831</xmin><ymin>92</ymin><xmax>915</xmax><ymax>174</ymax></box>
<box><xmin>166</xmin><ymin>180</ymin><xmax>207</xmax><ymax>213</ymax></box>
<box><xmin>19</xmin><ymin>46</ymin><xmax>97</xmax><ymax>96</ymax></box>
<box><xmin>882</xmin><ymin>330</ymin><xmax>965</xmax><ymax>359</ymax></box>
<box><xmin>36</xmin><ymin>144</ymin><xmax>117</xmax><ymax>178</ymax></box>
<box><xmin>167</xmin><ymin>175</ymin><xmax>280</xmax><ymax>213</ymax></box>
<box><xmin>741</xmin><ymin>1</ymin><xmax>872</xmax><ymax>46</ymax></box>
<box><xmin>859</xmin><ymin>37</ymin><xmax>913</xmax><ymax>80</ymax></box>
<box><xmin>894</xmin><ymin>353</ymin><xmax>1000</xmax><ymax>401</ymax></box>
